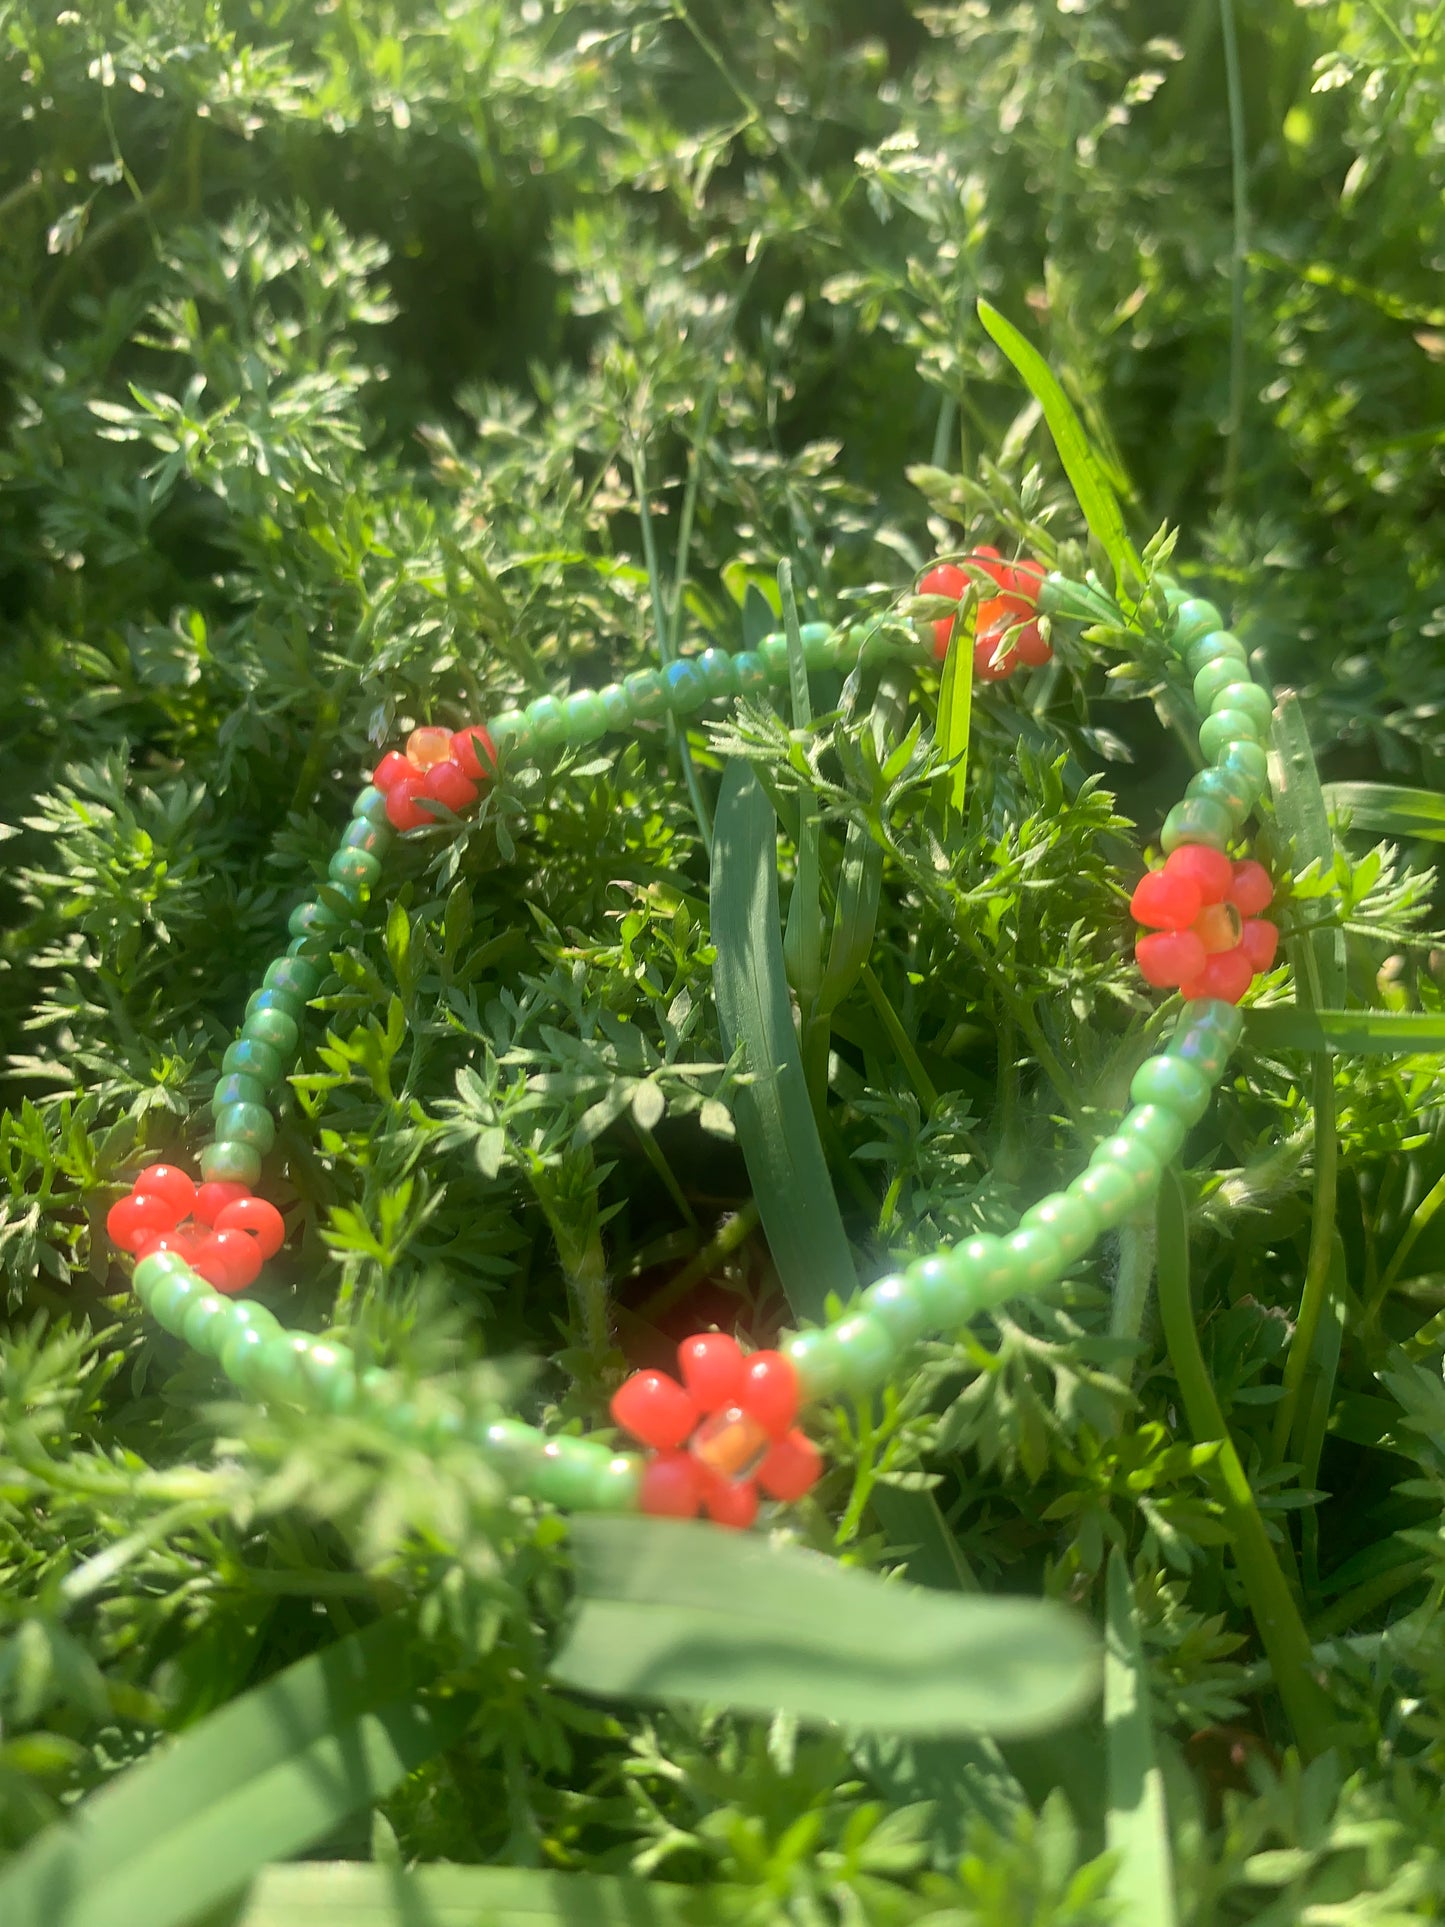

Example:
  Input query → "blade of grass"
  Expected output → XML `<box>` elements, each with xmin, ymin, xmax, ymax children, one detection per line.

<box><xmin>711</xmin><ymin>759</ymin><xmax>856</xmax><ymax>1321</ymax></box>
<box><xmin>1268</xmin><ymin>691</ymin><xmax>1346</xmax><ymax>1006</ymax></box>
<box><xmin>1218</xmin><ymin>0</ymin><xmax>1249</xmax><ymax>510</ymax></box>
<box><xmin>936</xmin><ymin>607</ymin><xmax>975</xmax><ymax>831</ymax></box>
<box><xmin>1154</xmin><ymin>1170</ymin><xmax>1334</xmax><ymax>1759</ymax></box>
<box><xmin>976</xmin><ymin>298</ymin><xmax>1144</xmax><ymax>597</ymax></box>
<box><xmin>633</xmin><ymin>440</ymin><xmax>713</xmax><ymax>855</ymax></box>
<box><xmin>228</xmin><ymin>1862</ymin><xmax>700</xmax><ymax>1925</ymax></box>
<box><xmin>1243</xmin><ymin>1008</ymin><xmax>1445</xmax><ymax>1054</ymax></box>
<box><xmin>1322</xmin><ymin>781</ymin><xmax>1445</xmax><ymax>842</ymax></box>
<box><xmin>1104</xmin><ymin>1550</ymin><xmax>1178</xmax><ymax>1927</ymax></box>
<box><xmin>1294</xmin><ymin>1231</ymin><xmax>1348</xmax><ymax>1594</ymax></box>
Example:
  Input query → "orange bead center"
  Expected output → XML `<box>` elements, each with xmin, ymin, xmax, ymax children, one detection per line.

<box><xmin>407</xmin><ymin>725</ymin><xmax>455</xmax><ymax>771</ymax></box>
<box><xmin>689</xmin><ymin>1405</ymin><xmax>771</xmax><ymax>1482</ymax></box>
<box><xmin>1193</xmin><ymin>902</ymin><xmax>1242</xmax><ymax>954</ymax></box>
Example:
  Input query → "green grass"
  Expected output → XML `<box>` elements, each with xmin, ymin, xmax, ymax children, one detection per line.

<box><xmin>5</xmin><ymin>1</ymin><xmax>1445</xmax><ymax>1921</ymax></box>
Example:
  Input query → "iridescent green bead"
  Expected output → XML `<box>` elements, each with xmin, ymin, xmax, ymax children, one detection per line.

<box><xmin>247</xmin><ymin>986</ymin><xmax>304</xmax><ymax>1028</ymax></box>
<box><xmin>1130</xmin><ymin>1054</ymin><xmax>1212</xmax><ymax>1124</ymax></box>
<box><xmin>286</xmin><ymin>925</ymin><xmax>330</xmax><ymax>965</ymax></box>
<box><xmin>1185</xmin><ymin>767</ymin><xmax>1253</xmax><ymax>823</ymax></box>
<box><xmin>622</xmin><ymin>669</ymin><xmax>668</xmax><ymax>719</ymax></box>
<box><xmin>590</xmin><ymin>1454</ymin><xmax>644</xmax><ymax>1512</ymax></box>
<box><xmin>328</xmin><ymin>846</ymin><xmax>381</xmax><ymax>889</ymax></box>
<box><xmin>598</xmin><ymin>683</ymin><xmax>632</xmax><ymax>729</ymax></box>
<box><xmin>782</xmin><ymin>1328</ymin><xmax>845</xmax><ymax>1401</ymax></box>
<box><xmin>222</xmin><ymin>1037</ymin><xmax>284</xmax><ymax>1085</ymax></box>
<box><xmin>483</xmin><ymin>1418</ymin><xmax>547</xmax><ymax>1477</ymax></box>
<box><xmin>300</xmin><ymin>1340</ymin><xmax>358</xmax><ymax>1414</ymax></box>
<box><xmin>1218</xmin><ymin>739</ymin><xmax>1269</xmax><ymax>794</ymax></box>
<box><xmin>132</xmin><ymin>1249</ymin><xmax>189</xmax><ymax>1303</ymax></box>
<box><xmin>1171</xmin><ymin>599</ymin><xmax>1225</xmax><ymax>650</ymax></box>
<box><xmin>264</xmin><ymin>955</ymin><xmax>322</xmax><ymax>1001</ymax></box>
<box><xmin>1161</xmin><ymin>797</ymin><xmax>1233</xmax><ymax>855</ymax></box>
<box><xmin>662</xmin><ymin>659</ymin><xmax>707</xmax><ymax>712</ymax></box>
<box><xmin>1018</xmin><ymin>1192</ymin><xmax>1099</xmax><ymax>1263</ymax></box>
<box><xmin>830</xmin><ymin>1314</ymin><xmax>899</xmax><ymax>1394</ymax></box>
<box><xmin>214</xmin><ymin>1101</ymin><xmax>276</xmax><ymax>1153</ymax></box>
<box><xmin>1094</xmin><ymin>1133</ymin><xmax>1164</xmax><ymax>1194</ymax></box>
<box><xmin>952</xmin><ymin>1233</ymin><xmax>1016</xmax><ymax>1311</ymax></box>
<box><xmin>1180</xmin><ymin>998</ymin><xmax>1244</xmax><ymax>1050</ymax></box>
<box><xmin>212</xmin><ymin>1073</ymin><xmax>267</xmax><ymax>1117</ymax></box>
<box><xmin>1167</xmin><ymin>1025</ymin><xmax>1231</xmax><ymax>1083</ymax></box>
<box><xmin>800</xmin><ymin>621</ymin><xmax>836</xmax><ymax>668</ymax></box>
<box><xmin>1193</xmin><ymin>657</ymin><xmax>1248</xmax><ymax>712</ymax></box>
<box><xmin>531</xmin><ymin>1437</ymin><xmax>617</xmax><ymax>1508</ymax></box>
<box><xmin>251</xmin><ymin>1332</ymin><xmax>310</xmax><ymax>1404</ymax></box>
<box><xmin>696</xmin><ymin>648</ymin><xmax>738</xmax><ymax>698</ymax></box>
<box><xmin>180</xmin><ymin>1291</ymin><xmax>234</xmax><ymax>1355</ymax></box>
<box><xmin>220</xmin><ymin>1316</ymin><xmax>283</xmax><ymax>1394</ymax></box>
<box><xmin>864</xmin><ymin>1272</ymin><xmax>932</xmax><ymax>1347</ymax></box>
<box><xmin>758</xmin><ymin>634</ymin><xmax>791</xmax><ymax>679</ymax></box>
<box><xmin>563</xmin><ymin>690</ymin><xmax>608</xmax><ymax>742</ymax></box>
<box><xmin>733</xmin><ymin>651</ymin><xmax>769</xmax><ymax>694</ymax></box>
<box><xmin>524</xmin><ymin>694</ymin><xmax>567</xmax><ymax>747</ymax></box>
<box><xmin>897</xmin><ymin>1254</ymin><xmax>971</xmax><ymax>1329</ymax></box>
<box><xmin>1200</xmin><ymin>708</ymin><xmax>1265</xmax><ymax>762</ymax></box>
<box><xmin>1213</xmin><ymin>681</ymin><xmax>1272</xmax><ymax>732</ymax></box>
<box><xmin>1067</xmin><ymin>1157</ymin><xmax>1156</xmax><ymax>1223</ymax></box>
<box><xmin>1002</xmin><ymin>1227</ymin><xmax>1066</xmax><ymax>1292</ymax></box>
<box><xmin>488</xmin><ymin>710</ymin><xmax>529</xmax><ymax>752</ymax></box>
<box><xmin>288</xmin><ymin>900</ymin><xmax>333</xmax><ymax>944</ymax></box>
<box><xmin>241</xmin><ymin>1007</ymin><xmax>300</xmax><ymax>1057</ymax></box>
<box><xmin>351</xmin><ymin>783</ymin><xmax>388</xmax><ymax>825</ymax></box>
<box><xmin>1183</xmin><ymin>628</ymin><xmax>1248</xmax><ymax>679</ymax></box>
<box><xmin>148</xmin><ymin>1269</ymin><xmax>207</xmax><ymax>1332</ymax></box>
<box><xmin>339</xmin><ymin>816</ymin><xmax>392</xmax><ymax>862</ymax></box>
<box><xmin>1119</xmin><ymin>1103</ymin><xmax>1189</xmax><ymax>1163</ymax></box>
<box><xmin>200</xmin><ymin>1139</ymin><xmax>263</xmax><ymax>1186</ymax></box>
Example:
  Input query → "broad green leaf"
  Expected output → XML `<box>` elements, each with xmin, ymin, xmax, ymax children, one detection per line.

<box><xmin>1104</xmin><ymin>1551</ymin><xmax>1178</xmax><ymax>1927</ymax></box>
<box><xmin>0</xmin><ymin>1617</ymin><xmax>468</xmax><ymax>1927</ymax></box>
<box><xmin>1243</xmin><ymin>1008</ymin><xmax>1445</xmax><ymax>1055</ymax></box>
<box><xmin>710</xmin><ymin>760</ymin><xmax>856</xmax><ymax>1321</ymax></box>
<box><xmin>1322</xmin><ymin>781</ymin><xmax>1445</xmax><ymax>842</ymax></box>
<box><xmin>1268</xmin><ymin>693</ymin><xmax>1346</xmax><ymax>1005</ymax></box>
<box><xmin>551</xmin><ymin>1516</ymin><xmax>1100</xmax><ymax>1737</ymax></box>
<box><xmin>779</xmin><ymin>559</ymin><xmax>823</xmax><ymax>1011</ymax></box>
<box><xmin>976</xmin><ymin>299</ymin><xmax>1144</xmax><ymax>597</ymax></box>
<box><xmin>227</xmin><ymin>1862</ymin><xmax>699</xmax><ymax>1926</ymax></box>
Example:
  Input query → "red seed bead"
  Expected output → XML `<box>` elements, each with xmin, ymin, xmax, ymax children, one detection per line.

<box><xmin>1131</xmin><ymin>869</ymin><xmax>1202</xmax><ymax>931</ymax></box>
<box><xmin>193</xmin><ymin>1180</ymin><xmax>252</xmax><ymax>1228</ymax></box>
<box><xmin>385</xmin><ymin>774</ymin><xmax>431</xmax><ymax>831</ymax></box>
<box><xmin>1013</xmin><ymin>621</ymin><xmax>1052</xmax><ymax>668</ymax></box>
<box><xmin>678</xmin><ymin>1332</ymin><xmax>745</xmax><ymax>1409</ymax></box>
<box><xmin>373</xmin><ymin>751</ymin><xmax>414</xmax><ymax>793</ymax></box>
<box><xmin>967</xmin><ymin>545</ymin><xmax>1004</xmax><ymax>584</ymax></box>
<box><xmin>135</xmin><ymin>1225</ymin><xmax>207</xmax><ymax>1264</ymax></box>
<box><xmin>417</xmin><ymin>760</ymin><xmax>479</xmax><ymax>816</ymax></box>
<box><xmin>1240</xmin><ymin>919</ymin><xmax>1280</xmax><ymax>973</ymax></box>
<box><xmin>931</xmin><ymin>617</ymin><xmax>956</xmax><ymax>660</ymax></box>
<box><xmin>1136</xmin><ymin>929</ymin><xmax>1208</xmax><ymax>989</ymax></box>
<box><xmin>639</xmin><ymin>1451</ymin><xmax>704</xmax><ymax>1519</ymax></box>
<box><xmin>451</xmin><ymin>726</ymin><xmax>497</xmax><ymax>783</ymax></box>
<box><xmin>610</xmin><ymin>1370</ymin><xmax>697</xmax><ymax>1452</ymax></box>
<box><xmin>1180</xmin><ymin>947</ymin><xmax>1256</xmax><ymax>1006</ymax></box>
<box><xmin>736</xmin><ymin>1352</ymin><xmax>799</xmax><ymax>1437</ymax></box>
<box><xmin>998</xmin><ymin>557</ymin><xmax>1046</xmax><ymax>602</ymax></box>
<box><xmin>192</xmin><ymin>1228</ymin><xmax>264</xmax><ymax>1295</ymax></box>
<box><xmin>1230</xmin><ymin>860</ymin><xmax>1274</xmax><ymax>918</ymax></box>
<box><xmin>107</xmin><ymin>1192</ymin><xmax>181</xmax><ymax>1252</ymax></box>
<box><xmin>919</xmin><ymin>563</ymin><xmax>970</xmax><ymax>601</ymax></box>
<box><xmin>133</xmin><ymin>1164</ymin><xmax>197</xmax><ymax>1217</ymax></box>
<box><xmin>406</xmin><ymin>725</ymin><xmax>454</xmax><ymax>771</ymax></box>
<box><xmin>701</xmin><ymin>1471</ymin><xmax>759</xmax><ymax>1530</ymax></box>
<box><xmin>974</xmin><ymin>632</ymin><xmax>1013</xmax><ymax>681</ymax></box>
<box><xmin>1163</xmin><ymin>844</ymin><xmax>1234</xmax><ymax>905</ymax></box>
<box><xmin>214</xmin><ymin>1196</ymin><xmax>286</xmax><ymax>1260</ymax></box>
<box><xmin>756</xmin><ymin>1429</ymin><xmax>824</xmax><ymax>1502</ymax></box>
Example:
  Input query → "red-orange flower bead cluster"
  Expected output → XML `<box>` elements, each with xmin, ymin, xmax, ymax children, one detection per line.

<box><xmin>1132</xmin><ymin>846</ymin><xmax>1278</xmax><ymax>1004</ymax></box>
<box><xmin>610</xmin><ymin>1334</ymin><xmax>823</xmax><ymax>1528</ymax></box>
<box><xmin>106</xmin><ymin>1166</ymin><xmax>285</xmax><ymax>1294</ymax></box>
<box><xmin>919</xmin><ymin>548</ymin><xmax>1050</xmax><ymax>680</ymax></box>
<box><xmin>374</xmin><ymin>724</ymin><xmax>497</xmax><ymax>832</ymax></box>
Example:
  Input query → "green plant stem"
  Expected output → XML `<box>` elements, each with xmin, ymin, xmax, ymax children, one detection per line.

<box><xmin>1154</xmin><ymin>1170</ymin><xmax>1334</xmax><ymax>1760</ymax></box>
<box><xmin>633</xmin><ymin>440</ymin><xmax>713</xmax><ymax>855</ymax></box>
<box><xmin>1218</xmin><ymin>0</ymin><xmax>1249</xmax><ymax>510</ymax></box>
<box><xmin>1306</xmin><ymin>1559</ymin><xmax>1430</xmax><ymax>1644</ymax></box>
<box><xmin>1109</xmin><ymin>1216</ymin><xmax>1158</xmax><ymax>1382</ymax></box>
<box><xmin>858</xmin><ymin>963</ymin><xmax>938</xmax><ymax>1112</ymax></box>
<box><xmin>1271</xmin><ymin>1054</ymin><xmax>1339</xmax><ymax>1462</ymax></box>
<box><xmin>632</xmin><ymin>1201</ymin><xmax>761</xmax><ymax>1324</ymax></box>
<box><xmin>1375</xmin><ymin>1164</ymin><xmax>1445</xmax><ymax>1308</ymax></box>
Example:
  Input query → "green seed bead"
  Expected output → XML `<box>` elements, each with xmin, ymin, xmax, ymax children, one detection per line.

<box><xmin>286</xmin><ymin>925</ymin><xmax>330</xmax><ymax>964</ymax></box>
<box><xmin>251</xmin><ymin>1332</ymin><xmax>310</xmax><ymax>1404</ymax></box>
<box><xmin>301</xmin><ymin>1340</ymin><xmax>358</xmax><ymax>1414</ymax></box>
<box><xmin>1161</xmin><ymin>797</ymin><xmax>1233</xmax><ymax>855</ymax></box>
<box><xmin>264</xmin><ymin>955</ymin><xmax>322</xmax><ymax>1001</ymax></box>
<box><xmin>864</xmin><ymin>1272</ymin><xmax>932</xmax><ymax>1348</ymax></box>
<box><xmin>953</xmin><ymin>1233</ymin><xmax>1017</xmax><ymax>1311</ymax></box>
<box><xmin>759</xmin><ymin>634</ymin><xmax>791</xmax><ymax>679</ymax></box>
<box><xmin>1180</xmin><ymin>998</ymin><xmax>1245</xmax><ymax>1050</ymax></box>
<box><xmin>1192</xmin><ymin>657</ymin><xmax>1248</xmax><ymax>712</ymax></box>
<box><xmin>339</xmin><ymin>816</ymin><xmax>392</xmax><ymax>861</ymax></box>
<box><xmin>782</xmin><ymin>1328</ymin><xmax>846</xmax><ymax>1401</ymax></box>
<box><xmin>1168</xmin><ymin>1026</ymin><xmax>1231</xmax><ymax>1083</ymax></box>
<box><xmin>483</xmin><ymin>1418</ymin><xmax>547</xmax><ymax>1477</ymax></box>
<box><xmin>1129</xmin><ymin>1055</ymin><xmax>1212</xmax><ymax>1125</ymax></box>
<box><xmin>1001</xmin><ymin>1227</ymin><xmax>1066</xmax><ymax>1293</ymax></box>
<box><xmin>288</xmin><ymin>900</ymin><xmax>333</xmax><ymax>944</ymax></box>
<box><xmin>1200</xmin><ymin>708</ymin><xmax>1264</xmax><ymax>762</ymax></box>
<box><xmin>148</xmin><ymin>1269</ymin><xmax>207</xmax><ymax>1333</ymax></box>
<box><xmin>563</xmin><ymin>690</ymin><xmax>608</xmax><ymax>742</ymax></box>
<box><xmin>132</xmin><ymin>1249</ymin><xmax>190</xmax><ymax>1303</ymax></box>
<box><xmin>1218</xmin><ymin>738</ymin><xmax>1269</xmax><ymax>794</ymax></box>
<box><xmin>1093</xmin><ymin>1133</ymin><xmax>1165</xmax><ymax>1195</ymax></box>
<box><xmin>733</xmin><ymin>651</ymin><xmax>769</xmax><ymax>695</ymax></box>
<box><xmin>212</xmin><ymin>1073</ymin><xmax>267</xmax><ymax>1117</ymax></box>
<box><xmin>241</xmin><ymin>1007</ymin><xmax>300</xmax><ymax>1057</ymax></box>
<box><xmin>220</xmin><ymin>1319</ymin><xmax>282</xmax><ymax>1394</ymax></box>
<box><xmin>897</xmin><ymin>1253</ymin><xmax>971</xmax><ymax>1329</ymax></box>
<box><xmin>1213</xmin><ymin>681</ymin><xmax>1272</xmax><ymax>731</ymax></box>
<box><xmin>598</xmin><ymin>683</ymin><xmax>632</xmax><ymax>729</ymax></box>
<box><xmin>214</xmin><ymin>1101</ymin><xmax>276</xmax><ymax>1153</ymax></box>
<box><xmin>319</xmin><ymin>882</ymin><xmax>363</xmax><ymax>925</ymax></box>
<box><xmin>177</xmin><ymin>1291</ymin><xmax>230</xmax><ymax>1354</ymax></box>
<box><xmin>1171</xmin><ymin>599</ymin><xmax>1225</xmax><ymax>650</ymax></box>
<box><xmin>590</xmin><ymin>1454</ymin><xmax>644</xmax><ymax>1512</ymax></box>
<box><xmin>328</xmin><ymin>846</ymin><xmax>382</xmax><ymax>888</ymax></box>
<box><xmin>531</xmin><ymin>1437</ymin><xmax>618</xmax><ymax>1508</ymax></box>
<box><xmin>488</xmin><ymin>710</ymin><xmax>529</xmax><ymax>752</ymax></box>
<box><xmin>800</xmin><ymin>621</ymin><xmax>835</xmax><ymax>669</ymax></box>
<box><xmin>524</xmin><ymin>694</ymin><xmax>567</xmax><ymax>747</ymax></box>
<box><xmin>222</xmin><ymin>1037</ymin><xmax>284</xmax><ymax>1084</ymax></box>
<box><xmin>247</xmin><ymin>986</ymin><xmax>304</xmax><ymax>1028</ymax></box>
<box><xmin>662</xmin><ymin>659</ymin><xmax>707</xmax><ymax>712</ymax></box>
<box><xmin>1185</xmin><ymin>767</ymin><xmax>1253</xmax><ymax>823</ymax></box>
<box><xmin>1018</xmin><ymin>1193</ymin><xmax>1099</xmax><ymax>1263</ymax></box>
<box><xmin>352</xmin><ymin>783</ymin><xmax>388</xmax><ymax>824</ymax></box>
<box><xmin>696</xmin><ymin>648</ymin><xmax>738</xmax><ymax>698</ymax></box>
<box><xmin>1184</xmin><ymin>629</ymin><xmax>1248</xmax><ymax>679</ymax></box>
<box><xmin>830</xmin><ymin>1314</ymin><xmax>899</xmax><ymax>1394</ymax></box>
<box><xmin>1067</xmin><ymin>1159</ymin><xmax>1154</xmax><ymax>1224</ymax></box>
<box><xmin>622</xmin><ymin>669</ymin><xmax>668</xmax><ymax>720</ymax></box>
<box><xmin>1119</xmin><ymin>1103</ymin><xmax>1189</xmax><ymax>1163</ymax></box>
<box><xmin>199</xmin><ymin>1140</ymin><xmax>263</xmax><ymax>1187</ymax></box>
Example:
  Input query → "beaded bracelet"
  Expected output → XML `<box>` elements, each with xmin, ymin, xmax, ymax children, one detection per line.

<box><xmin>107</xmin><ymin>558</ymin><xmax>1277</xmax><ymax>1529</ymax></box>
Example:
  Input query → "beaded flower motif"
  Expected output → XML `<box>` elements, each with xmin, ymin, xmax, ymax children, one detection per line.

<box><xmin>1132</xmin><ymin>845</ymin><xmax>1278</xmax><ymax>1004</ymax></box>
<box><xmin>610</xmin><ymin>1334</ymin><xmax>823</xmax><ymax>1529</ymax></box>
<box><xmin>107</xmin><ymin>1166</ymin><xmax>285</xmax><ymax>1293</ymax></box>
<box><xmin>919</xmin><ymin>547</ymin><xmax>1050</xmax><ymax>679</ymax></box>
